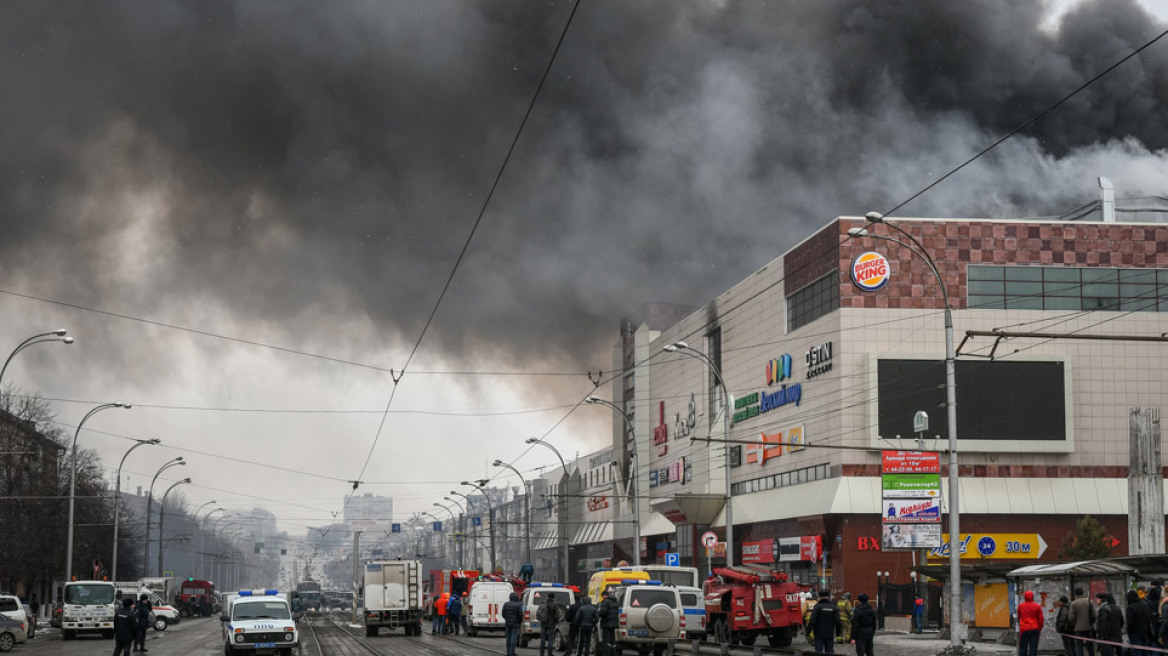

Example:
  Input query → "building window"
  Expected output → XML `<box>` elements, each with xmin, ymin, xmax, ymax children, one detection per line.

<box><xmin>968</xmin><ymin>266</ymin><xmax>1168</xmax><ymax>311</ymax></box>
<box><xmin>706</xmin><ymin>328</ymin><xmax>723</xmax><ymax>423</ymax></box>
<box><xmin>787</xmin><ymin>271</ymin><xmax>840</xmax><ymax>332</ymax></box>
<box><xmin>730</xmin><ymin>463</ymin><xmax>828</xmax><ymax>495</ymax></box>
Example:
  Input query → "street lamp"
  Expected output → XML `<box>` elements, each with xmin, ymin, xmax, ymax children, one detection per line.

<box><xmin>583</xmin><ymin>398</ymin><xmax>641</xmax><ymax>567</ymax></box>
<box><xmin>111</xmin><ymin>438</ymin><xmax>160</xmax><ymax>582</ymax></box>
<box><xmin>199</xmin><ymin>507</ymin><xmax>226</xmax><ymax>578</ymax></box>
<box><xmin>434</xmin><ymin>502</ymin><xmax>461</xmax><ymax>568</ymax></box>
<box><xmin>157</xmin><ymin>478</ymin><xmax>192</xmax><ymax>576</ymax></box>
<box><xmin>449</xmin><ymin>491</ymin><xmax>477</xmax><ymax>570</ymax></box>
<box><xmin>492</xmin><ymin>460</ymin><xmax>532</xmax><ymax>571</ymax></box>
<box><xmin>662</xmin><ymin>341</ymin><xmax>735</xmax><ymax>567</ymax></box>
<box><xmin>524</xmin><ymin>438</ymin><xmax>570</xmax><ymax>581</ymax></box>
<box><xmin>144</xmin><ymin>457</ymin><xmax>185</xmax><ymax>577</ymax></box>
<box><xmin>420</xmin><ymin>511</ymin><xmax>447</xmax><ymax>563</ymax></box>
<box><xmin>462</xmin><ymin>480</ymin><xmax>496</xmax><ymax>572</ymax></box>
<box><xmin>0</xmin><ymin>329</ymin><xmax>73</xmax><ymax>392</ymax></box>
<box><xmin>65</xmin><ymin>401</ymin><xmax>131</xmax><ymax>582</ymax></box>
<box><xmin>850</xmin><ymin>211</ymin><xmax>961</xmax><ymax>645</ymax></box>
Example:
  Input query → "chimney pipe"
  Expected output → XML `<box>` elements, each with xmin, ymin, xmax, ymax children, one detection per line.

<box><xmin>1099</xmin><ymin>176</ymin><xmax>1115</xmax><ymax>222</ymax></box>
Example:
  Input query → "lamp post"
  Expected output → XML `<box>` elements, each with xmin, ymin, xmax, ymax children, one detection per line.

<box><xmin>434</xmin><ymin>502</ymin><xmax>461</xmax><ymax>568</ymax></box>
<box><xmin>66</xmin><ymin>401</ymin><xmax>131</xmax><ymax>582</ymax></box>
<box><xmin>850</xmin><ymin>211</ymin><xmax>961</xmax><ymax>645</ymax></box>
<box><xmin>524</xmin><ymin>438</ymin><xmax>571</xmax><ymax>581</ymax></box>
<box><xmin>144</xmin><ymin>457</ymin><xmax>185</xmax><ymax>577</ymax></box>
<box><xmin>198</xmin><ymin>507</ymin><xmax>225</xmax><ymax>579</ymax></box>
<box><xmin>449</xmin><ymin>491</ymin><xmax>476</xmax><ymax>570</ymax></box>
<box><xmin>583</xmin><ymin>398</ymin><xmax>641</xmax><ymax>567</ymax></box>
<box><xmin>157</xmin><ymin>478</ymin><xmax>191</xmax><ymax>576</ymax></box>
<box><xmin>492</xmin><ymin>460</ymin><xmax>532</xmax><ymax>571</ymax></box>
<box><xmin>663</xmin><ymin>341</ymin><xmax>735</xmax><ymax>567</ymax></box>
<box><xmin>111</xmin><ymin>438</ymin><xmax>160</xmax><ymax>582</ymax></box>
<box><xmin>444</xmin><ymin>496</ymin><xmax>467</xmax><ymax>569</ymax></box>
<box><xmin>0</xmin><ymin>329</ymin><xmax>73</xmax><ymax>392</ymax></box>
<box><xmin>421</xmin><ymin>511</ymin><xmax>447</xmax><ymax>564</ymax></box>
<box><xmin>461</xmin><ymin>480</ymin><xmax>496</xmax><ymax>572</ymax></box>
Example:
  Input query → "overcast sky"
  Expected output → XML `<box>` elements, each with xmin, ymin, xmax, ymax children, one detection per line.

<box><xmin>2</xmin><ymin>0</ymin><xmax>1167</xmax><ymax>541</ymax></box>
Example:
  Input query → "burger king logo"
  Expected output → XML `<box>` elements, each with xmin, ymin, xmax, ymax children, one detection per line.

<box><xmin>851</xmin><ymin>252</ymin><xmax>890</xmax><ymax>291</ymax></box>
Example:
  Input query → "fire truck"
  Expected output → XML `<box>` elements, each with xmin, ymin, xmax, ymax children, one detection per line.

<box><xmin>176</xmin><ymin>579</ymin><xmax>216</xmax><ymax>617</ymax></box>
<box><xmin>702</xmin><ymin>565</ymin><xmax>810</xmax><ymax>647</ymax></box>
<box><xmin>426</xmin><ymin>570</ymin><xmax>480</xmax><ymax>616</ymax></box>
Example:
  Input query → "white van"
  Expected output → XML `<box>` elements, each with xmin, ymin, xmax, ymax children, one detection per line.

<box><xmin>519</xmin><ymin>583</ymin><xmax>574</xmax><ymax>649</ymax></box>
<box><xmin>113</xmin><ymin>583</ymin><xmax>179</xmax><ymax>631</ymax></box>
<box><xmin>465</xmin><ymin>580</ymin><xmax>513</xmax><ymax>637</ymax></box>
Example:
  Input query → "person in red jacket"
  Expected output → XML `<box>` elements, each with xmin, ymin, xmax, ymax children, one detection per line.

<box><xmin>1017</xmin><ymin>590</ymin><xmax>1044</xmax><ymax>656</ymax></box>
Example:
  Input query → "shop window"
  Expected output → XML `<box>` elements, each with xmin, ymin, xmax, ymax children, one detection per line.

<box><xmin>787</xmin><ymin>271</ymin><xmax>840</xmax><ymax>332</ymax></box>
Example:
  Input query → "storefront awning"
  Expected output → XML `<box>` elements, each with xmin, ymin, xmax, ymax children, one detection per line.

<box><xmin>534</xmin><ymin>530</ymin><xmax>560</xmax><ymax>551</ymax></box>
<box><xmin>571</xmin><ymin>521</ymin><xmax>613</xmax><ymax>545</ymax></box>
<box><xmin>649</xmin><ymin>494</ymin><xmax>725</xmax><ymax>526</ymax></box>
<box><xmin>640</xmin><ymin>512</ymin><xmax>675</xmax><ymax>537</ymax></box>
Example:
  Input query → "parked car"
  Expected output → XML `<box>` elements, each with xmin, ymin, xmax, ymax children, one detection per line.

<box><xmin>0</xmin><ymin>596</ymin><xmax>29</xmax><ymax>641</ymax></box>
<box><xmin>0</xmin><ymin>614</ymin><xmax>27</xmax><ymax>652</ymax></box>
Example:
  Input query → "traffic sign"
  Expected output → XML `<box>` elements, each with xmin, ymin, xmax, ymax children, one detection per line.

<box><xmin>391</xmin><ymin>523</ymin><xmax>401</xmax><ymax>533</ymax></box>
<box><xmin>700</xmin><ymin>531</ymin><xmax>718</xmax><ymax>548</ymax></box>
<box><xmin>928</xmin><ymin>533</ymin><xmax>1048</xmax><ymax>560</ymax></box>
<box><xmin>664</xmin><ymin>552</ymin><xmax>680</xmax><ymax>567</ymax></box>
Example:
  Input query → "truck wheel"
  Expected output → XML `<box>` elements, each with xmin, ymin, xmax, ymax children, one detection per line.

<box><xmin>366</xmin><ymin>626</ymin><xmax>377</xmax><ymax>637</ymax></box>
<box><xmin>224</xmin><ymin>644</ymin><xmax>233</xmax><ymax>656</ymax></box>
<box><xmin>180</xmin><ymin>608</ymin><xmax>191</xmax><ymax>618</ymax></box>
<box><xmin>466</xmin><ymin>626</ymin><xmax>477</xmax><ymax>637</ymax></box>
<box><xmin>154</xmin><ymin>617</ymin><xmax>168</xmax><ymax>631</ymax></box>
<box><xmin>738</xmin><ymin>633</ymin><xmax>757</xmax><ymax>646</ymax></box>
<box><xmin>767</xmin><ymin>628</ymin><xmax>793</xmax><ymax>647</ymax></box>
<box><xmin>713</xmin><ymin>618</ymin><xmax>729</xmax><ymax>645</ymax></box>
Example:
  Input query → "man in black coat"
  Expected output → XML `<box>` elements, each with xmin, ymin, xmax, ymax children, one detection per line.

<box><xmin>849</xmin><ymin>593</ymin><xmax>877</xmax><ymax>656</ymax></box>
<box><xmin>133</xmin><ymin>593</ymin><xmax>152</xmax><ymax>652</ymax></box>
<box><xmin>574</xmin><ymin>597</ymin><xmax>599</xmax><ymax>656</ymax></box>
<box><xmin>562</xmin><ymin>597</ymin><xmax>582</xmax><ymax>655</ymax></box>
<box><xmin>808</xmin><ymin>590</ymin><xmax>841</xmax><ymax>654</ymax></box>
<box><xmin>502</xmin><ymin>592</ymin><xmax>523</xmax><ymax>656</ymax></box>
<box><xmin>596</xmin><ymin>591</ymin><xmax>620</xmax><ymax>656</ymax></box>
<box><xmin>1096</xmin><ymin>593</ymin><xmax>1124</xmax><ymax>656</ymax></box>
<box><xmin>113</xmin><ymin>597</ymin><xmax>138</xmax><ymax>656</ymax></box>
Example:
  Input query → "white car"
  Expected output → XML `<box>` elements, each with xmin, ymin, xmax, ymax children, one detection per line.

<box><xmin>676</xmin><ymin>586</ymin><xmax>706</xmax><ymax>640</ymax></box>
<box><xmin>0</xmin><ymin>595</ymin><xmax>29</xmax><ymax>644</ymax></box>
<box><xmin>519</xmin><ymin>583</ymin><xmax>574</xmax><ymax>649</ymax></box>
<box><xmin>221</xmin><ymin>590</ymin><xmax>300</xmax><ymax>656</ymax></box>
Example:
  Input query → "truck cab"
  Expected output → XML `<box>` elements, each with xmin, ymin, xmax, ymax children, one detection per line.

<box><xmin>221</xmin><ymin>590</ymin><xmax>299</xmax><ymax>656</ymax></box>
<box><xmin>61</xmin><ymin>581</ymin><xmax>117</xmax><ymax>640</ymax></box>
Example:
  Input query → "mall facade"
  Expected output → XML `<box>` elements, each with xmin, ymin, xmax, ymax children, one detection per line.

<box><xmin>598</xmin><ymin>214</ymin><xmax>1168</xmax><ymax>625</ymax></box>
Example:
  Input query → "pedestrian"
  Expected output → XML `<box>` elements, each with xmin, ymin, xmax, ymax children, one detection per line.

<box><xmin>1055</xmin><ymin>596</ymin><xmax>1074</xmax><ymax>656</ymax></box>
<box><xmin>849</xmin><ymin>593</ymin><xmax>877</xmax><ymax>656</ymax></box>
<box><xmin>1067</xmin><ymin>587</ymin><xmax>1097</xmax><ymax>656</ymax></box>
<box><xmin>802</xmin><ymin>592</ymin><xmax>817</xmax><ymax>644</ymax></box>
<box><xmin>113</xmin><ymin>597</ymin><xmax>138</xmax><ymax>656</ymax></box>
<box><xmin>574</xmin><ymin>596</ymin><xmax>598</xmax><ymax>656</ymax></box>
<box><xmin>1150</xmin><ymin>580</ymin><xmax>1163</xmax><ymax>644</ymax></box>
<box><xmin>461</xmin><ymin>592</ymin><xmax>470</xmax><ymax>633</ymax></box>
<box><xmin>28</xmin><ymin>593</ymin><xmax>39</xmax><ymax>620</ymax></box>
<box><xmin>597</xmin><ymin>590</ymin><xmax>620</xmax><ymax>656</ymax></box>
<box><xmin>837</xmin><ymin>592</ymin><xmax>854</xmax><ymax>644</ymax></box>
<box><xmin>438</xmin><ymin>592</ymin><xmax>450</xmax><ymax>634</ymax></box>
<box><xmin>447</xmin><ymin>592</ymin><xmax>462</xmax><ymax>636</ymax></box>
<box><xmin>1016</xmin><ymin>590</ymin><xmax>1044</xmax><ymax>656</ymax></box>
<box><xmin>563</xmin><ymin>595</ymin><xmax>581</xmax><ymax>655</ymax></box>
<box><xmin>539</xmin><ymin>593</ymin><xmax>565</xmax><ymax>656</ymax></box>
<box><xmin>1127</xmin><ymin>590</ymin><xmax>1153</xmax><ymax>656</ymax></box>
<box><xmin>912</xmin><ymin>596</ymin><xmax>924</xmax><ymax>634</ymax></box>
<box><xmin>1095</xmin><ymin>593</ymin><xmax>1123</xmax><ymax>656</ymax></box>
<box><xmin>133</xmin><ymin>593</ymin><xmax>151</xmax><ymax>652</ymax></box>
<box><xmin>502</xmin><ymin>592</ymin><xmax>523</xmax><ymax>656</ymax></box>
<box><xmin>808</xmin><ymin>589</ymin><xmax>841</xmax><ymax>654</ymax></box>
<box><xmin>431</xmin><ymin>595</ymin><xmax>443</xmax><ymax>635</ymax></box>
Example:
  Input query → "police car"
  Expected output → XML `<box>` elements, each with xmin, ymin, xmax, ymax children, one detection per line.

<box><xmin>220</xmin><ymin>590</ymin><xmax>300</xmax><ymax>656</ymax></box>
<box><xmin>518</xmin><ymin>582</ymin><xmax>575</xmax><ymax>648</ymax></box>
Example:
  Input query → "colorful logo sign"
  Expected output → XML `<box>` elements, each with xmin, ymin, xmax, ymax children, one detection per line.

<box><xmin>741</xmin><ymin>539</ymin><xmax>776</xmax><ymax>564</ymax></box>
<box><xmin>745</xmin><ymin>425</ymin><xmax>804</xmax><ymax>465</ymax></box>
<box><xmin>851</xmin><ymin>251</ymin><xmax>890</xmax><ymax>291</ymax></box>
<box><xmin>881</xmin><ymin>473</ymin><xmax>941</xmax><ymax>498</ymax></box>
<box><xmin>928</xmin><ymin>534</ymin><xmax>1049</xmax><ymax>560</ymax></box>
<box><xmin>766</xmin><ymin>354</ymin><xmax>792</xmax><ymax>385</ymax></box>
<box><xmin>805</xmin><ymin>342</ymin><xmax>833</xmax><ymax>379</ymax></box>
<box><xmin>653</xmin><ymin>401</ymin><xmax>668</xmax><ymax>455</ymax></box>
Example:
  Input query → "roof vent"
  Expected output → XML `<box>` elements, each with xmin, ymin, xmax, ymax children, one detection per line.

<box><xmin>1098</xmin><ymin>177</ymin><xmax>1115</xmax><ymax>222</ymax></box>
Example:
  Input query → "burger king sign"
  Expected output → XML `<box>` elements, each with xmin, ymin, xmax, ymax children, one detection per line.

<box><xmin>851</xmin><ymin>251</ymin><xmax>890</xmax><ymax>291</ymax></box>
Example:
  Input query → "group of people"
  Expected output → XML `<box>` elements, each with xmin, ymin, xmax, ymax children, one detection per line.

<box><xmin>430</xmin><ymin>591</ymin><xmax>468</xmax><ymax>635</ymax></box>
<box><xmin>111</xmin><ymin>593</ymin><xmax>153</xmax><ymax>656</ymax></box>
<box><xmin>497</xmin><ymin>590</ymin><xmax>620</xmax><ymax>656</ymax></box>
<box><xmin>1017</xmin><ymin>580</ymin><xmax>1168</xmax><ymax>656</ymax></box>
<box><xmin>802</xmin><ymin>589</ymin><xmax>878</xmax><ymax>655</ymax></box>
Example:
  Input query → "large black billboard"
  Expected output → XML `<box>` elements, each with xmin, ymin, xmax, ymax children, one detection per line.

<box><xmin>877</xmin><ymin>359</ymin><xmax>1066</xmax><ymax>441</ymax></box>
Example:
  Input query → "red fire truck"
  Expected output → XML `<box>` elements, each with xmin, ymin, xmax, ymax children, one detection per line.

<box><xmin>426</xmin><ymin>570</ymin><xmax>480</xmax><ymax>617</ymax></box>
<box><xmin>176</xmin><ymin>579</ymin><xmax>216</xmax><ymax>617</ymax></box>
<box><xmin>703</xmin><ymin>565</ymin><xmax>810</xmax><ymax>647</ymax></box>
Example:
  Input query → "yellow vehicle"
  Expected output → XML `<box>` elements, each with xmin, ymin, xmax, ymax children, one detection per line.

<box><xmin>587</xmin><ymin>570</ymin><xmax>649</xmax><ymax>603</ymax></box>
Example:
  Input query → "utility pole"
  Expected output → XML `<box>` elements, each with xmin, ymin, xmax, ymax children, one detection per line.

<box><xmin>351</xmin><ymin>532</ymin><xmax>361</xmax><ymax>625</ymax></box>
<box><xmin>1128</xmin><ymin>408</ymin><xmax>1164</xmax><ymax>554</ymax></box>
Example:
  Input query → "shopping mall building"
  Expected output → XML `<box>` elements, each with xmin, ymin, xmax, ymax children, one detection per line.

<box><xmin>598</xmin><ymin>209</ymin><xmax>1168</xmax><ymax>626</ymax></box>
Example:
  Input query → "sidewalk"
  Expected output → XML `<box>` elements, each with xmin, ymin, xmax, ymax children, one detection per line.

<box><xmin>867</xmin><ymin>629</ymin><xmax>1017</xmax><ymax>656</ymax></box>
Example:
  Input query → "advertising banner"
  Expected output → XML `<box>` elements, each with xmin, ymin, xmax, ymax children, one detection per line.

<box><xmin>881</xmin><ymin>473</ymin><xmax>942</xmax><ymax>498</ymax></box>
<box><xmin>882</xmin><ymin>450</ymin><xmax>940</xmax><ymax>474</ymax></box>
<box><xmin>800</xmin><ymin>535</ymin><xmax>822</xmax><ymax>562</ymax></box>
<box><xmin>881</xmin><ymin>523</ymin><xmax>942</xmax><ymax>549</ymax></box>
<box><xmin>741</xmin><ymin>539</ymin><xmax>775</xmax><ymax>564</ymax></box>
<box><xmin>882</xmin><ymin>498</ymin><xmax>942</xmax><ymax>523</ymax></box>
<box><xmin>927</xmin><ymin>533</ymin><xmax>1049</xmax><ymax>560</ymax></box>
<box><xmin>777</xmin><ymin>537</ymin><xmax>801</xmax><ymax>562</ymax></box>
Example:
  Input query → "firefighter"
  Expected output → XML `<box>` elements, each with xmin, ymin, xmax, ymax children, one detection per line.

<box><xmin>802</xmin><ymin>592</ymin><xmax>817</xmax><ymax>644</ymax></box>
<box><xmin>836</xmin><ymin>592</ymin><xmax>853</xmax><ymax>644</ymax></box>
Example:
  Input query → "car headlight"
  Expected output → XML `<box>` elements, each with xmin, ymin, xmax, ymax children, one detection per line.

<box><xmin>284</xmin><ymin>633</ymin><xmax>294</xmax><ymax>641</ymax></box>
<box><xmin>235</xmin><ymin>634</ymin><xmax>245</xmax><ymax>643</ymax></box>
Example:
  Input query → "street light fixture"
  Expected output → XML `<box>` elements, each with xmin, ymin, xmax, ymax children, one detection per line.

<box><xmin>111</xmin><ymin>438</ymin><xmax>160</xmax><ymax>581</ymax></box>
<box><xmin>144</xmin><ymin>457</ymin><xmax>185</xmax><ymax>577</ymax></box>
<box><xmin>582</xmin><ymin>398</ymin><xmax>641</xmax><ymax>567</ymax></box>
<box><xmin>851</xmin><ymin>211</ymin><xmax>961</xmax><ymax>645</ymax></box>
<box><xmin>449</xmin><ymin>491</ymin><xmax>477</xmax><ymax>570</ymax></box>
<box><xmin>492</xmin><ymin>460</ymin><xmax>532</xmax><ymax>571</ymax></box>
<box><xmin>157</xmin><ymin>478</ymin><xmax>192</xmax><ymax>576</ymax></box>
<box><xmin>524</xmin><ymin>438</ymin><xmax>571</xmax><ymax>581</ymax></box>
<box><xmin>661</xmin><ymin>340</ymin><xmax>736</xmax><ymax>567</ymax></box>
<box><xmin>199</xmin><ymin>507</ymin><xmax>226</xmax><ymax>578</ymax></box>
<box><xmin>0</xmin><ymin>329</ymin><xmax>73</xmax><ymax>392</ymax></box>
<box><xmin>433</xmin><ymin>503</ymin><xmax>461</xmax><ymax>567</ymax></box>
<box><xmin>461</xmin><ymin>480</ymin><xmax>496</xmax><ymax>572</ymax></box>
<box><xmin>65</xmin><ymin>401</ymin><xmax>131</xmax><ymax>582</ymax></box>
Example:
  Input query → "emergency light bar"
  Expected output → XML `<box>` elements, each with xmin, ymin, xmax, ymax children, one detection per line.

<box><xmin>526</xmin><ymin>583</ymin><xmax>565</xmax><ymax>587</ymax></box>
<box><xmin>620</xmin><ymin>580</ymin><xmax>663</xmax><ymax>586</ymax></box>
<box><xmin>237</xmin><ymin>589</ymin><xmax>280</xmax><ymax>596</ymax></box>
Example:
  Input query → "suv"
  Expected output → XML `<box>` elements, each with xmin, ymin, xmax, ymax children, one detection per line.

<box><xmin>607</xmin><ymin>582</ymin><xmax>681</xmax><ymax>656</ymax></box>
<box><xmin>518</xmin><ymin>583</ymin><xmax>574</xmax><ymax>649</ymax></box>
<box><xmin>221</xmin><ymin>590</ymin><xmax>300</xmax><ymax>656</ymax></box>
<box><xmin>675</xmin><ymin>586</ymin><xmax>705</xmax><ymax>641</ymax></box>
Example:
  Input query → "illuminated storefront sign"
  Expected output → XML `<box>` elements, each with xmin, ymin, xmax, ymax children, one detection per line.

<box><xmin>649</xmin><ymin>456</ymin><xmax>690</xmax><ymax>488</ymax></box>
<box><xmin>851</xmin><ymin>251</ymin><xmax>890</xmax><ymax>291</ymax></box>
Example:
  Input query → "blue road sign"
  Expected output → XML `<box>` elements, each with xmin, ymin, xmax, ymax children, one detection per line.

<box><xmin>664</xmin><ymin>552</ymin><xmax>680</xmax><ymax>567</ymax></box>
<box><xmin>433</xmin><ymin>521</ymin><xmax>443</xmax><ymax>532</ymax></box>
<box><xmin>472</xmin><ymin>516</ymin><xmax>482</xmax><ymax>527</ymax></box>
<box><xmin>391</xmin><ymin>523</ymin><xmax>401</xmax><ymax>533</ymax></box>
